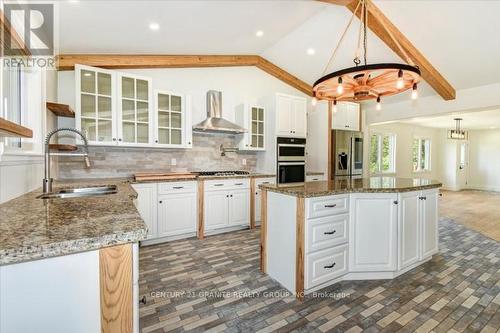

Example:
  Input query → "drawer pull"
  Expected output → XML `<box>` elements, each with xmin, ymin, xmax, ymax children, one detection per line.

<box><xmin>214</xmin><ymin>184</ymin><xmax>224</xmax><ymax>187</ymax></box>
<box><xmin>324</xmin><ymin>204</ymin><xmax>337</xmax><ymax>208</ymax></box>
<box><xmin>173</xmin><ymin>186</ymin><xmax>184</xmax><ymax>189</ymax></box>
<box><xmin>324</xmin><ymin>263</ymin><xmax>336</xmax><ymax>269</ymax></box>
<box><xmin>235</xmin><ymin>183</ymin><xmax>244</xmax><ymax>186</ymax></box>
<box><xmin>261</xmin><ymin>181</ymin><xmax>270</xmax><ymax>184</ymax></box>
<box><xmin>324</xmin><ymin>230</ymin><xmax>337</xmax><ymax>235</ymax></box>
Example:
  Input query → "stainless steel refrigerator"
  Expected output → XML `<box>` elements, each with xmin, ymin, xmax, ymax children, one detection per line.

<box><xmin>332</xmin><ymin>130</ymin><xmax>363</xmax><ymax>177</ymax></box>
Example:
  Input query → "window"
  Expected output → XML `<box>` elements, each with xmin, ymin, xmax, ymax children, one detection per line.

<box><xmin>370</xmin><ymin>133</ymin><xmax>396</xmax><ymax>174</ymax></box>
<box><xmin>413</xmin><ymin>138</ymin><xmax>431</xmax><ymax>172</ymax></box>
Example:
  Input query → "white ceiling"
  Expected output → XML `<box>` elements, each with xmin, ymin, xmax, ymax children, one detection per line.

<box><xmin>57</xmin><ymin>0</ymin><xmax>500</xmax><ymax>101</ymax></box>
<box><xmin>398</xmin><ymin>109</ymin><xmax>500</xmax><ymax>130</ymax></box>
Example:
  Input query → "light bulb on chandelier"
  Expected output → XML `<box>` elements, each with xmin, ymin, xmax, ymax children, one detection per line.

<box><xmin>396</xmin><ymin>69</ymin><xmax>404</xmax><ymax>89</ymax></box>
<box><xmin>336</xmin><ymin>77</ymin><xmax>344</xmax><ymax>94</ymax></box>
<box><xmin>311</xmin><ymin>97</ymin><xmax>318</xmax><ymax>106</ymax></box>
<box><xmin>411</xmin><ymin>83</ymin><xmax>418</xmax><ymax>100</ymax></box>
<box><xmin>376</xmin><ymin>96</ymin><xmax>382</xmax><ymax>111</ymax></box>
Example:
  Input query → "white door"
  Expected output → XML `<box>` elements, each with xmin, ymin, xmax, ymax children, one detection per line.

<box><xmin>229</xmin><ymin>189</ymin><xmax>250</xmax><ymax>226</ymax></box>
<box><xmin>131</xmin><ymin>183</ymin><xmax>157</xmax><ymax>239</ymax></box>
<box><xmin>349</xmin><ymin>193</ymin><xmax>398</xmax><ymax>271</ymax></box>
<box><xmin>331</xmin><ymin>103</ymin><xmax>348</xmax><ymax>130</ymax></box>
<box><xmin>457</xmin><ymin>142</ymin><xmax>469</xmax><ymax>190</ymax></box>
<box><xmin>421</xmin><ymin>189</ymin><xmax>439</xmax><ymax>258</ymax></box>
<box><xmin>157</xmin><ymin>193</ymin><xmax>197</xmax><ymax>238</ymax></box>
<box><xmin>398</xmin><ymin>191</ymin><xmax>420</xmax><ymax>270</ymax></box>
<box><xmin>276</xmin><ymin>95</ymin><xmax>293</xmax><ymax>136</ymax></box>
<box><xmin>292</xmin><ymin>97</ymin><xmax>307</xmax><ymax>138</ymax></box>
<box><xmin>204</xmin><ymin>190</ymin><xmax>229</xmax><ymax>230</ymax></box>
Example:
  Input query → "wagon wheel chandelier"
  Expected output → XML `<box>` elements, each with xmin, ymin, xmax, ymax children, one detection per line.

<box><xmin>312</xmin><ymin>0</ymin><xmax>421</xmax><ymax>110</ymax></box>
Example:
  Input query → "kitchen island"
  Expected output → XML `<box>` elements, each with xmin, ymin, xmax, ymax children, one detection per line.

<box><xmin>0</xmin><ymin>179</ymin><xmax>147</xmax><ymax>333</ymax></box>
<box><xmin>259</xmin><ymin>177</ymin><xmax>442</xmax><ymax>298</ymax></box>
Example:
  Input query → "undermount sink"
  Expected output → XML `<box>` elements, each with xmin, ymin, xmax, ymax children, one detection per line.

<box><xmin>37</xmin><ymin>185</ymin><xmax>118</xmax><ymax>199</ymax></box>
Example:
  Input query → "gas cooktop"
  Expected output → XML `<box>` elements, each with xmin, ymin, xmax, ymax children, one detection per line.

<box><xmin>197</xmin><ymin>171</ymin><xmax>250</xmax><ymax>177</ymax></box>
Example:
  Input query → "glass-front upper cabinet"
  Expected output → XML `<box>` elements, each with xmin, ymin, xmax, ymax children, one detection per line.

<box><xmin>154</xmin><ymin>90</ymin><xmax>192</xmax><ymax>148</ymax></box>
<box><xmin>75</xmin><ymin>65</ymin><xmax>116</xmax><ymax>144</ymax></box>
<box><xmin>117</xmin><ymin>74</ymin><xmax>153</xmax><ymax>146</ymax></box>
<box><xmin>235</xmin><ymin>104</ymin><xmax>265</xmax><ymax>151</ymax></box>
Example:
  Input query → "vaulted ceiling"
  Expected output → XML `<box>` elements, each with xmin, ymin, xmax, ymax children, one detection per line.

<box><xmin>58</xmin><ymin>0</ymin><xmax>500</xmax><ymax>103</ymax></box>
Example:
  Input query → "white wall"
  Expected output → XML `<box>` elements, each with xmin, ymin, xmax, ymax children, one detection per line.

<box><xmin>367</xmin><ymin>123</ymin><xmax>441</xmax><ymax>181</ymax></box>
<box><xmin>57</xmin><ymin>66</ymin><xmax>311</xmax><ymax>173</ymax></box>
<box><xmin>467</xmin><ymin>129</ymin><xmax>500</xmax><ymax>191</ymax></box>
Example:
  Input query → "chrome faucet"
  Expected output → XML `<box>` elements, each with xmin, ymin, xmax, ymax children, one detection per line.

<box><xmin>43</xmin><ymin>128</ymin><xmax>90</xmax><ymax>193</ymax></box>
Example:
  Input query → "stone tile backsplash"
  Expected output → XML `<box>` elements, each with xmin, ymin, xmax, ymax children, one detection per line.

<box><xmin>57</xmin><ymin>133</ymin><xmax>260</xmax><ymax>179</ymax></box>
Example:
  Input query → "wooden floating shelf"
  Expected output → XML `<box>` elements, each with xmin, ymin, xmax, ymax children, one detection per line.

<box><xmin>0</xmin><ymin>118</ymin><xmax>33</xmax><ymax>138</ymax></box>
<box><xmin>46</xmin><ymin>102</ymin><xmax>75</xmax><ymax>118</ymax></box>
<box><xmin>48</xmin><ymin>144</ymin><xmax>78</xmax><ymax>151</ymax></box>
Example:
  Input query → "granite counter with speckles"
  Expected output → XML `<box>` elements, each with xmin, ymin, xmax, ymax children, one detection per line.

<box><xmin>0</xmin><ymin>179</ymin><xmax>147</xmax><ymax>265</ymax></box>
<box><xmin>259</xmin><ymin>177</ymin><xmax>442</xmax><ymax>198</ymax></box>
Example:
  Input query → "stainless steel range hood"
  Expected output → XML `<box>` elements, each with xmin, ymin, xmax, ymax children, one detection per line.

<box><xmin>192</xmin><ymin>90</ymin><xmax>246</xmax><ymax>134</ymax></box>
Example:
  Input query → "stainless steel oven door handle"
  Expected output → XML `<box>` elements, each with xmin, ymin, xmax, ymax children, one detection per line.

<box><xmin>278</xmin><ymin>144</ymin><xmax>306</xmax><ymax>148</ymax></box>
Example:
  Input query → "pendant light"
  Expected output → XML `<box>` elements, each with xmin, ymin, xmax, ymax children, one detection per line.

<box><xmin>313</xmin><ymin>0</ymin><xmax>421</xmax><ymax>105</ymax></box>
<box><xmin>448</xmin><ymin>118</ymin><xmax>468</xmax><ymax>140</ymax></box>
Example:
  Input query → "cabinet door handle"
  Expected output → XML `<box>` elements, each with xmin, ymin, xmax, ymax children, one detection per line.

<box><xmin>324</xmin><ymin>204</ymin><xmax>337</xmax><ymax>208</ymax></box>
<box><xmin>159</xmin><ymin>200</ymin><xmax>162</xmax><ymax>204</ymax></box>
<box><xmin>214</xmin><ymin>184</ymin><xmax>224</xmax><ymax>187</ymax></box>
<box><xmin>173</xmin><ymin>186</ymin><xmax>184</xmax><ymax>189</ymax></box>
<box><xmin>256</xmin><ymin>192</ymin><xmax>259</xmax><ymax>195</ymax></box>
<box><xmin>439</xmin><ymin>193</ymin><xmax>443</xmax><ymax>197</ymax></box>
<box><xmin>393</xmin><ymin>200</ymin><xmax>398</xmax><ymax>204</ymax></box>
<box><xmin>324</xmin><ymin>230</ymin><xmax>336</xmax><ymax>235</ymax></box>
<box><xmin>140</xmin><ymin>296</ymin><xmax>147</xmax><ymax>305</ymax></box>
<box><xmin>230</xmin><ymin>194</ymin><xmax>233</xmax><ymax>197</ymax></box>
<box><xmin>155</xmin><ymin>140</ymin><xmax>158</xmax><ymax>143</ymax></box>
<box><xmin>423</xmin><ymin>196</ymin><xmax>427</xmax><ymax>200</ymax></box>
<box><xmin>324</xmin><ymin>263</ymin><xmax>336</xmax><ymax>269</ymax></box>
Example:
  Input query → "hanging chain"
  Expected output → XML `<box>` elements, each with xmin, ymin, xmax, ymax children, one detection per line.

<box><xmin>354</xmin><ymin>0</ymin><xmax>364</xmax><ymax>66</ymax></box>
<box><xmin>363</xmin><ymin>0</ymin><xmax>368</xmax><ymax>65</ymax></box>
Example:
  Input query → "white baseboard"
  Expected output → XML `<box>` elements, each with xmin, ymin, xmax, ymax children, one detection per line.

<box><xmin>465</xmin><ymin>184</ymin><xmax>500</xmax><ymax>192</ymax></box>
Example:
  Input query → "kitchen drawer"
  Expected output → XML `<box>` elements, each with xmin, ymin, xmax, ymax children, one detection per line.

<box><xmin>204</xmin><ymin>179</ymin><xmax>250</xmax><ymax>191</ymax></box>
<box><xmin>255</xmin><ymin>177</ymin><xmax>275</xmax><ymax>187</ymax></box>
<box><xmin>306</xmin><ymin>214</ymin><xmax>348</xmax><ymax>254</ymax></box>
<box><xmin>158</xmin><ymin>181</ymin><xmax>197</xmax><ymax>194</ymax></box>
<box><xmin>305</xmin><ymin>244</ymin><xmax>348</xmax><ymax>290</ymax></box>
<box><xmin>306</xmin><ymin>195</ymin><xmax>349</xmax><ymax>219</ymax></box>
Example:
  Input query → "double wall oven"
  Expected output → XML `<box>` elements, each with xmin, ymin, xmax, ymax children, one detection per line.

<box><xmin>277</xmin><ymin>137</ymin><xmax>306</xmax><ymax>184</ymax></box>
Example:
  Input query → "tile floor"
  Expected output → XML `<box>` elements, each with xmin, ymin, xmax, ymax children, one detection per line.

<box><xmin>139</xmin><ymin>219</ymin><xmax>500</xmax><ymax>333</ymax></box>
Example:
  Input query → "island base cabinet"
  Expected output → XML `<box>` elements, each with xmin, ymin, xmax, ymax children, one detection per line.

<box><xmin>305</xmin><ymin>244</ymin><xmax>348</xmax><ymax>290</ymax></box>
<box><xmin>421</xmin><ymin>189</ymin><xmax>439</xmax><ymax>259</ymax></box>
<box><xmin>349</xmin><ymin>193</ymin><xmax>398</xmax><ymax>272</ymax></box>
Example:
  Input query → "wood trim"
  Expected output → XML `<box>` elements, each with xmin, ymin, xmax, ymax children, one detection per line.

<box><xmin>197</xmin><ymin>180</ymin><xmax>205</xmax><ymax>240</ymax></box>
<box><xmin>327</xmin><ymin>102</ymin><xmax>333</xmax><ymax>181</ymax></box>
<box><xmin>250</xmin><ymin>178</ymin><xmax>256</xmax><ymax>229</ymax></box>
<box><xmin>259</xmin><ymin>189</ymin><xmax>267</xmax><ymax>273</ymax></box>
<box><xmin>345</xmin><ymin>1</ymin><xmax>456</xmax><ymax>100</ymax></box>
<box><xmin>99</xmin><ymin>244</ymin><xmax>133</xmax><ymax>333</ymax></box>
<box><xmin>0</xmin><ymin>118</ymin><xmax>33</xmax><ymax>138</ymax></box>
<box><xmin>46</xmin><ymin>102</ymin><xmax>75</xmax><ymax>118</ymax></box>
<box><xmin>48</xmin><ymin>144</ymin><xmax>78</xmax><ymax>151</ymax></box>
<box><xmin>57</xmin><ymin>54</ymin><xmax>313</xmax><ymax>96</ymax></box>
<box><xmin>296</xmin><ymin>197</ymin><xmax>305</xmax><ymax>299</ymax></box>
<box><xmin>256</xmin><ymin>57</ymin><xmax>312</xmax><ymax>96</ymax></box>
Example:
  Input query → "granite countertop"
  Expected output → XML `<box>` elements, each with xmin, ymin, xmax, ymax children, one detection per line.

<box><xmin>131</xmin><ymin>171</ymin><xmax>323</xmax><ymax>183</ymax></box>
<box><xmin>259</xmin><ymin>177</ymin><xmax>442</xmax><ymax>198</ymax></box>
<box><xmin>0</xmin><ymin>178</ymin><xmax>147</xmax><ymax>266</ymax></box>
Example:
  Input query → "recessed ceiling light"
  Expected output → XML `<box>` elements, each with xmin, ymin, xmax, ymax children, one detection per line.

<box><xmin>256</xmin><ymin>30</ymin><xmax>264</xmax><ymax>37</ymax></box>
<box><xmin>307</xmin><ymin>48</ymin><xmax>316</xmax><ymax>55</ymax></box>
<box><xmin>149</xmin><ymin>23</ymin><xmax>160</xmax><ymax>31</ymax></box>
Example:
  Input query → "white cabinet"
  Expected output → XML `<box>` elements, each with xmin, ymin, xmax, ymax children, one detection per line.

<box><xmin>132</xmin><ymin>181</ymin><xmax>197</xmax><ymax>242</ymax></box>
<box><xmin>332</xmin><ymin>102</ymin><xmax>360</xmax><ymax>131</ymax></box>
<box><xmin>421</xmin><ymin>189</ymin><xmax>439</xmax><ymax>258</ymax></box>
<box><xmin>157</xmin><ymin>192</ymin><xmax>197</xmax><ymax>238</ymax></box>
<box><xmin>154</xmin><ymin>90</ymin><xmax>192</xmax><ymax>148</ymax></box>
<box><xmin>75</xmin><ymin>64</ymin><xmax>117</xmax><ymax>145</ymax></box>
<box><xmin>306</xmin><ymin>174</ymin><xmax>325</xmax><ymax>182</ymax></box>
<box><xmin>132</xmin><ymin>183</ymin><xmax>157</xmax><ymax>239</ymax></box>
<box><xmin>255</xmin><ymin>177</ymin><xmax>275</xmax><ymax>224</ymax></box>
<box><xmin>398</xmin><ymin>189</ymin><xmax>439</xmax><ymax>270</ymax></box>
<box><xmin>236</xmin><ymin>104</ymin><xmax>265</xmax><ymax>151</ymax></box>
<box><xmin>276</xmin><ymin>93</ymin><xmax>307</xmax><ymax>138</ymax></box>
<box><xmin>204</xmin><ymin>179</ymin><xmax>250</xmax><ymax>231</ymax></box>
<box><xmin>349</xmin><ymin>193</ymin><xmax>398</xmax><ymax>272</ymax></box>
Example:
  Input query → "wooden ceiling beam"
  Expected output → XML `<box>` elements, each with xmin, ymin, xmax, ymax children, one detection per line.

<box><xmin>344</xmin><ymin>1</ymin><xmax>456</xmax><ymax>100</ymax></box>
<box><xmin>57</xmin><ymin>54</ymin><xmax>313</xmax><ymax>96</ymax></box>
